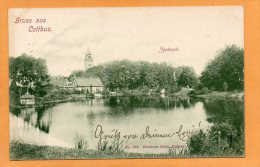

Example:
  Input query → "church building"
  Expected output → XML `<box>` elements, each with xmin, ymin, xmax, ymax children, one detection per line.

<box><xmin>50</xmin><ymin>49</ymin><xmax>104</xmax><ymax>94</ymax></box>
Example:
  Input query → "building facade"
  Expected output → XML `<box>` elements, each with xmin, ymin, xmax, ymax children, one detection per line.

<box><xmin>72</xmin><ymin>77</ymin><xmax>103</xmax><ymax>93</ymax></box>
<box><xmin>51</xmin><ymin>76</ymin><xmax>104</xmax><ymax>94</ymax></box>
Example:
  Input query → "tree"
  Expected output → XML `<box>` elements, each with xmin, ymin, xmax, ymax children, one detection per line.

<box><xmin>70</xmin><ymin>59</ymin><xmax>196</xmax><ymax>93</ymax></box>
<box><xmin>175</xmin><ymin>66</ymin><xmax>198</xmax><ymax>88</ymax></box>
<box><xmin>200</xmin><ymin>45</ymin><xmax>244</xmax><ymax>91</ymax></box>
<box><xmin>9</xmin><ymin>53</ymin><xmax>51</xmax><ymax>104</ymax></box>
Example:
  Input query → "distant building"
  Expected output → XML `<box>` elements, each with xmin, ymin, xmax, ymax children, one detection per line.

<box><xmin>51</xmin><ymin>76</ymin><xmax>104</xmax><ymax>94</ymax></box>
<box><xmin>73</xmin><ymin>77</ymin><xmax>104</xmax><ymax>93</ymax></box>
<box><xmin>84</xmin><ymin>50</ymin><xmax>93</xmax><ymax>70</ymax></box>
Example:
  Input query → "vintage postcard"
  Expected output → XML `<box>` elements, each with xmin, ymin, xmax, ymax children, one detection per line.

<box><xmin>7</xmin><ymin>7</ymin><xmax>245</xmax><ymax>160</ymax></box>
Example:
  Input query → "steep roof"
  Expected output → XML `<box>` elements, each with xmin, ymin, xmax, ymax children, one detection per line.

<box><xmin>74</xmin><ymin>77</ymin><xmax>103</xmax><ymax>87</ymax></box>
<box><xmin>50</xmin><ymin>77</ymin><xmax>65</xmax><ymax>87</ymax></box>
<box><xmin>21</xmin><ymin>92</ymin><xmax>35</xmax><ymax>99</ymax></box>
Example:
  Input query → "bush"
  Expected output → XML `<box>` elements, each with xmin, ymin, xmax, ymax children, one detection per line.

<box><xmin>40</xmin><ymin>89</ymin><xmax>68</xmax><ymax>102</ymax></box>
<box><xmin>187</xmin><ymin>130</ymin><xmax>207</xmax><ymax>154</ymax></box>
<box><xmin>187</xmin><ymin>123</ymin><xmax>244</xmax><ymax>156</ymax></box>
<box><xmin>223</xmin><ymin>82</ymin><xmax>228</xmax><ymax>91</ymax></box>
<box><xmin>201</xmin><ymin>87</ymin><xmax>210</xmax><ymax>94</ymax></box>
<box><xmin>102</xmin><ymin>88</ymin><xmax>110</xmax><ymax>95</ymax></box>
<box><xmin>193</xmin><ymin>87</ymin><xmax>210</xmax><ymax>95</ymax></box>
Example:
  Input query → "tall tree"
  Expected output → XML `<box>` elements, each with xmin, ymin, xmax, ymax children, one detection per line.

<box><xmin>70</xmin><ymin>59</ymin><xmax>196</xmax><ymax>93</ymax></box>
<box><xmin>175</xmin><ymin>66</ymin><xmax>198</xmax><ymax>88</ymax></box>
<box><xmin>9</xmin><ymin>53</ymin><xmax>51</xmax><ymax>103</ymax></box>
<box><xmin>200</xmin><ymin>45</ymin><xmax>244</xmax><ymax>91</ymax></box>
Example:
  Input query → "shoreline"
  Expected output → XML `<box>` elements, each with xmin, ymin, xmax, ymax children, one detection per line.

<box><xmin>193</xmin><ymin>91</ymin><xmax>244</xmax><ymax>101</ymax></box>
<box><xmin>10</xmin><ymin>141</ymin><xmax>176</xmax><ymax>160</ymax></box>
<box><xmin>10</xmin><ymin>91</ymin><xmax>244</xmax><ymax>108</ymax></box>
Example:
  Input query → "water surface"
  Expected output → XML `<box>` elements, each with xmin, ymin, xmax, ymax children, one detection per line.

<box><xmin>10</xmin><ymin>96</ymin><xmax>244</xmax><ymax>154</ymax></box>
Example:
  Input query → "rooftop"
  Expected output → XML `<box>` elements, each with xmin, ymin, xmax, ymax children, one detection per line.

<box><xmin>74</xmin><ymin>77</ymin><xmax>103</xmax><ymax>87</ymax></box>
<box><xmin>21</xmin><ymin>92</ymin><xmax>35</xmax><ymax>99</ymax></box>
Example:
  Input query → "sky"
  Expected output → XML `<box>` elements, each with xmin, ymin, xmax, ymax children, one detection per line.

<box><xmin>9</xmin><ymin>7</ymin><xmax>243</xmax><ymax>76</ymax></box>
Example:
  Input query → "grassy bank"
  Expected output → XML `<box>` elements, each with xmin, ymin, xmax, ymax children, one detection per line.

<box><xmin>10</xmin><ymin>141</ymin><xmax>178</xmax><ymax>160</ymax></box>
<box><xmin>193</xmin><ymin>91</ymin><xmax>244</xmax><ymax>100</ymax></box>
<box><xmin>10</xmin><ymin>139</ymin><xmax>244</xmax><ymax>160</ymax></box>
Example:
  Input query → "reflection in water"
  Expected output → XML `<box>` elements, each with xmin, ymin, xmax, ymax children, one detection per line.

<box><xmin>11</xmin><ymin>107</ymin><xmax>52</xmax><ymax>133</ymax></box>
<box><xmin>10</xmin><ymin>113</ymin><xmax>71</xmax><ymax>148</ymax></box>
<box><xmin>10</xmin><ymin>97</ymin><xmax>244</xmax><ymax>154</ymax></box>
<box><xmin>105</xmin><ymin>96</ymin><xmax>196</xmax><ymax>109</ymax></box>
<box><xmin>103</xmin><ymin>96</ymin><xmax>197</xmax><ymax>117</ymax></box>
<box><xmin>203</xmin><ymin>99</ymin><xmax>244</xmax><ymax>134</ymax></box>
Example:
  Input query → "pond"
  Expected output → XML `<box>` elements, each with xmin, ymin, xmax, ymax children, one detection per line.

<box><xmin>10</xmin><ymin>96</ymin><xmax>244</xmax><ymax>154</ymax></box>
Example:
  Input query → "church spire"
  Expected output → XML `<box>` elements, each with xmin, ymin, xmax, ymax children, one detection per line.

<box><xmin>84</xmin><ymin>49</ymin><xmax>93</xmax><ymax>70</ymax></box>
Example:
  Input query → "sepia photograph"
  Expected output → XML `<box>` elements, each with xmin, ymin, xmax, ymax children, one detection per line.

<box><xmin>8</xmin><ymin>7</ymin><xmax>244</xmax><ymax>160</ymax></box>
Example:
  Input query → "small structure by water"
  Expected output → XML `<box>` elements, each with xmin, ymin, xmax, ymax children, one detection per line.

<box><xmin>160</xmin><ymin>88</ymin><xmax>166</xmax><ymax>95</ymax></box>
<box><xmin>20</xmin><ymin>92</ymin><xmax>35</xmax><ymax>105</ymax></box>
<box><xmin>160</xmin><ymin>88</ymin><xmax>166</xmax><ymax>97</ymax></box>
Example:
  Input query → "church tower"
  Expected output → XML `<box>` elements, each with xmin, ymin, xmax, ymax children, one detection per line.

<box><xmin>84</xmin><ymin>49</ymin><xmax>93</xmax><ymax>70</ymax></box>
